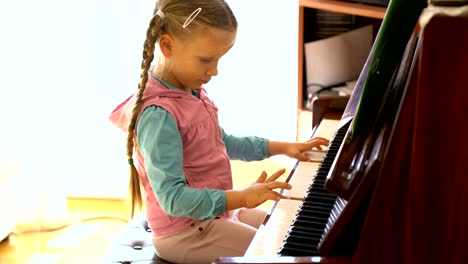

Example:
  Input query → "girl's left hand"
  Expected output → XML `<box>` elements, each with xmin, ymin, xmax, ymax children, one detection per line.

<box><xmin>285</xmin><ymin>137</ymin><xmax>329</xmax><ymax>162</ymax></box>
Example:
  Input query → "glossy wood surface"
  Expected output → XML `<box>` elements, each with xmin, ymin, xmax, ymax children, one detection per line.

<box><xmin>353</xmin><ymin>15</ymin><xmax>468</xmax><ymax>264</ymax></box>
<box><xmin>300</xmin><ymin>0</ymin><xmax>386</xmax><ymax>19</ymax></box>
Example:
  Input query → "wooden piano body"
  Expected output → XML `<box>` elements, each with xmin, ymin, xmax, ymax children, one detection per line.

<box><xmin>215</xmin><ymin>10</ymin><xmax>468</xmax><ymax>264</ymax></box>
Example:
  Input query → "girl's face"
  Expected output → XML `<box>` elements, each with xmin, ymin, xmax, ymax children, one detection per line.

<box><xmin>159</xmin><ymin>27</ymin><xmax>237</xmax><ymax>92</ymax></box>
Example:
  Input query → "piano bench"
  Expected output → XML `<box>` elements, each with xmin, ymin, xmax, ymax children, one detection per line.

<box><xmin>99</xmin><ymin>212</ymin><xmax>173</xmax><ymax>264</ymax></box>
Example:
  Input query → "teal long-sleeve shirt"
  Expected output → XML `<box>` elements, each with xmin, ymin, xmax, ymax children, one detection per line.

<box><xmin>136</xmin><ymin>80</ymin><xmax>269</xmax><ymax>220</ymax></box>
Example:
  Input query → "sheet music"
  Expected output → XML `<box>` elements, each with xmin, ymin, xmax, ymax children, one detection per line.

<box><xmin>245</xmin><ymin>118</ymin><xmax>340</xmax><ymax>256</ymax></box>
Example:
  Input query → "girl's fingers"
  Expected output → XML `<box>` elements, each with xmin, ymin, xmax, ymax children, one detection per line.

<box><xmin>266</xmin><ymin>168</ymin><xmax>286</xmax><ymax>182</ymax></box>
<box><xmin>255</xmin><ymin>171</ymin><xmax>267</xmax><ymax>183</ymax></box>
<box><xmin>296</xmin><ymin>154</ymin><xmax>310</xmax><ymax>162</ymax></box>
<box><xmin>307</xmin><ymin>137</ymin><xmax>330</xmax><ymax>150</ymax></box>
<box><xmin>262</xmin><ymin>190</ymin><xmax>285</xmax><ymax>203</ymax></box>
<box><xmin>267</xmin><ymin>181</ymin><xmax>292</xmax><ymax>190</ymax></box>
<box><xmin>267</xmin><ymin>191</ymin><xmax>282</xmax><ymax>201</ymax></box>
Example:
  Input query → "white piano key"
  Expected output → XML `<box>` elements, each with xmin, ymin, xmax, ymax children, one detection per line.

<box><xmin>245</xmin><ymin>118</ymin><xmax>340</xmax><ymax>256</ymax></box>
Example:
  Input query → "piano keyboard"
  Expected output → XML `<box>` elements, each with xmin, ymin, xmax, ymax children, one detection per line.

<box><xmin>244</xmin><ymin>118</ymin><xmax>343</xmax><ymax>256</ymax></box>
<box><xmin>278</xmin><ymin>120</ymin><xmax>350</xmax><ymax>256</ymax></box>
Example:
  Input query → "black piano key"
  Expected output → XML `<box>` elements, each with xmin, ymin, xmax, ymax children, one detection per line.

<box><xmin>279</xmin><ymin>246</ymin><xmax>320</xmax><ymax>256</ymax></box>
<box><xmin>280</xmin><ymin>236</ymin><xmax>321</xmax><ymax>251</ymax></box>
<box><xmin>304</xmin><ymin>194</ymin><xmax>337</xmax><ymax>204</ymax></box>
<box><xmin>301</xmin><ymin>200</ymin><xmax>335</xmax><ymax>209</ymax></box>
<box><xmin>307</xmin><ymin>186</ymin><xmax>336</xmax><ymax>197</ymax></box>
<box><xmin>278</xmin><ymin>121</ymin><xmax>351</xmax><ymax>257</ymax></box>
<box><xmin>284</xmin><ymin>229</ymin><xmax>322</xmax><ymax>241</ymax></box>
<box><xmin>288</xmin><ymin>222</ymin><xmax>325</xmax><ymax>233</ymax></box>
<box><xmin>290</xmin><ymin>218</ymin><xmax>327</xmax><ymax>231</ymax></box>
<box><xmin>298</xmin><ymin>205</ymin><xmax>333</xmax><ymax>214</ymax></box>
<box><xmin>295</xmin><ymin>213</ymin><xmax>331</xmax><ymax>225</ymax></box>
<box><xmin>295</xmin><ymin>208</ymin><xmax>330</xmax><ymax>218</ymax></box>
<box><xmin>299</xmin><ymin>204</ymin><xmax>331</xmax><ymax>212</ymax></box>
<box><xmin>309</xmin><ymin>178</ymin><xmax>326</xmax><ymax>185</ymax></box>
<box><xmin>289</xmin><ymin>226</ymin><xmax>324</xmax><ymax>236</ymax></box>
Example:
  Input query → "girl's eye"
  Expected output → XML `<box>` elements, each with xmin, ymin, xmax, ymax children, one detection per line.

<box><xmin>200</xmin><ymin>58</ymin><xmax>211</xmax><ymax>64</ymax></box>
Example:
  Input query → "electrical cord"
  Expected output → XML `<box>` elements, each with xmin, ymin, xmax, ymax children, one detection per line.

<box><xmin>8</xmin><ymin>216</ymin><xmax>129</xmax><ymax>236</ymax></box>
<box><xmin>307</xmin><ymin>82</ymin><xmax>347</xmax><ymax>95</ymax></box>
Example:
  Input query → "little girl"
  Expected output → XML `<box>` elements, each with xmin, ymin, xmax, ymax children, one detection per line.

<box><xmin>109</xmin><ymin>0</ymin><xmax>329</xmax><ymax>263</ymax></box>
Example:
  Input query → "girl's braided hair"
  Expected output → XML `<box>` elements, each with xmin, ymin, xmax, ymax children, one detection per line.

<box><xmin>126</xmin><ymin>0</ymin><xmax>237</xmax><ymax>217</ymax></box>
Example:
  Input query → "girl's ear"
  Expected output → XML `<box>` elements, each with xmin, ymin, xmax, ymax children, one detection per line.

<box><xmin>159</xmin><ymin>34</ymin><xmax>173</xmax><ymax>57</ymax></box>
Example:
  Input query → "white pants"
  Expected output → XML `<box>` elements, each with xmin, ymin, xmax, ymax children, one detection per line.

<box><xmin>152</xmin><ymin>208</ymin><xmax>267</xmax><ymax>264</ymax></box>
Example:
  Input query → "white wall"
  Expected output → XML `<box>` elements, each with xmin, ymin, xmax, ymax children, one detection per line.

<box><xmin>207</xmin><ymin>1</ymin><xmax>298</xmax><ymax>141</ymax></box>
<box><xmin>0</xmin><ymin>1</ymin><xmax>298</xmax><ymax>203</ymax></box>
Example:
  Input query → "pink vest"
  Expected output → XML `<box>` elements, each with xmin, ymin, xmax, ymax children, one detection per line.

<box><xmin>109</xmin><ymin>77</ymin><xmax>232</xmax><ymax>236</ymax></box>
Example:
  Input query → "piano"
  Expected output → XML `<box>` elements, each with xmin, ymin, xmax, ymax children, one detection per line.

<box><xmin>215</xmin><ymin>3</ymin><xmax>468</xmax><ymax>264</ymax></box>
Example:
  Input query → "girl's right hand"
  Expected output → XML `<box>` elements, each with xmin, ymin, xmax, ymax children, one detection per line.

<box><xmin>242</xmin><ymin>168</ymin><xmax>291</xmax><ymax>208</ymax></box>
<box><xmin>225</xmin><ymin>168</ymin><xmax>291</xmax><ymax>210</ymax></box>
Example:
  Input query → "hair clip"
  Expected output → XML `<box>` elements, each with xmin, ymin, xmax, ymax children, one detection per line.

<box><xmin>182</xmin><ymin>7</ymin><xmax>202</xmax><ymax>29</ymax></box>
<box><xmin>155</xmin><ymin>9</ymin><xmax>165</xmax><ymax>20</ymax></box>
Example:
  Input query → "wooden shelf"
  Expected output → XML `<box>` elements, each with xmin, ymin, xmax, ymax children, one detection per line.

<box><xmin>296</xmin><ymin>0</ymin><xmax>387</xmax><ymax>140</ymax></box>
<box><xmin>299</xmin><ymin>0</ymin><xmax>387</xmax><ymax>19</ymax></box>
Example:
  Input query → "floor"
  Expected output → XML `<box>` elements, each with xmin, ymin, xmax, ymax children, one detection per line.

<box><xmin>0</xmin><ymin>198</ymin><xmax>129</xmax><ymax>264</ymax></box>
<box><xmin>0</xmin><ymin>157</ymin><xmax>298</xmax><ymax>264</ymax></box>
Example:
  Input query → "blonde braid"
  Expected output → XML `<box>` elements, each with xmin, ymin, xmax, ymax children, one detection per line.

<box><xmin>126</xmin><ymin>15</ymin><xmax>160</xmax><ymax>218</ymax></box>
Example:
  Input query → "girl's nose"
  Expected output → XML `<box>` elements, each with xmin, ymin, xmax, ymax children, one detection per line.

<box><xmin>207</xmin><ymin>63</ymin><xmax>218</xmax><ymax>77</ymax></box>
